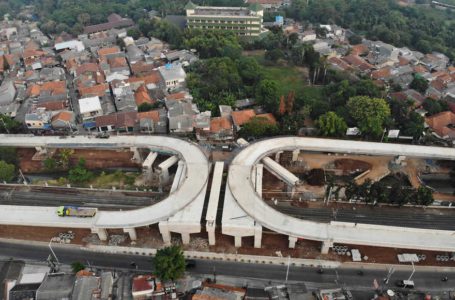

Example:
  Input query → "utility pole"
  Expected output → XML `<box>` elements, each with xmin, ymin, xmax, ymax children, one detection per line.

<box><xmin>48</xmin><ymin>238</ymin><xmax>60</xmax><ymax>270</ymax></box>
<box><xmin>407</xmin><ymin>261</ymin><xmax>415</xmax><ymax>282</ymax></box>
<box><xmin>285</xmin><ymin>255</ymin><xmax>291</xmax><ymax>283</ymax></box>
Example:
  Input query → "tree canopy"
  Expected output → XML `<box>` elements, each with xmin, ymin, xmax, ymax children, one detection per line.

<box><xmin>240</xmin><ymin>117</ymin><xmax>279</xmax><ymax>138</ymax></box>
<box><xmin>255</xmin><ymin>80</ymin><xmax>280</xmax><ymax>114</ymax></box>
<box><xmin>0</xmin><ymin>160</ymin><xmax>15</xmax><ymax>182</ymax></box>
<box><xmin>347</xmin><ymin>96</ymin><xmax>391</xmax><ymax>138</ymax></box>
<box><xmin>153</xmin><ymin>245</ymin><xmax>186</xmax><ymax>282</ymax></box>
<box><xmin>317</xmin><ymin>111</ymin><xmax>347</xmax><ymax>137</ymax></box>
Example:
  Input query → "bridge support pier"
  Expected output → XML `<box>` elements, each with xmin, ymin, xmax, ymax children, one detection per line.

<box><xmin>254</xmin><ymin>224</ymin><xmax>262</xmax><ymax>248</ymax></box>
<box><xmin>321</xmin><ymin>240</ymin><xmax>333</xmax><ymax>254</ymax></box>
<box><xmin>181</xmin><ymin>233</ymin><xmax>191</xmax><ymax>245</ymax></box>
<box><xmin>234</xmin><ymin>236</ymin><xmax>242</xmax><ymax>248</ymax></box>
<box><xmin>130</xmin><ymin>147</ymin><xmax>142</xmax><ymax>164</ymax></box>
<box><xmin>207</xmin><ymin>222</ymin><xmax>216</xmax><ymax>246</ymax></box>
<box><xmin>91</xmin><ymin>228</ymin><xmax>108</xmax><ymax>241</ymax></box>
<box><xmin>292</xmin><ymin>150</ymin><xmax>300</xmax><ymax>161</ymax></box>
<box><xmin>123</xmin><ymin>228</ymin><xmax>137</xmax><ymax>241</ymax></box>
<box><xmin>288</xmin><ymin>236</ymin><xmax>298</xmax><ymax>248</ymax></box>
<box><xmin>158</xmin><ymin>222</ymin><xmax>171</xmax><ymax>246</ymax></box>
<box><xmin>274</xmin><ymin>151</ymin><xmax>283</xmax><ymax>162</ymax></box>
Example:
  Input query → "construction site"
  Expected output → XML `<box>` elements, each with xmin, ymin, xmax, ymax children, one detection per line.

<box><xmin>1</xmin><ymin>135</ymin><xmax>455</xmax><ymax>267</ymax></box>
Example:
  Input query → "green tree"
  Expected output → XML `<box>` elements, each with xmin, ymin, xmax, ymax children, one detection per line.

<box><xmin>255</xmin><ymin>80</ymin><xmax>280</xmax><ymax>113</ymax></box>
<box><xmin>265</xmin><ymin>49</ymin><xmax>285</xmax><ymax>62</ymax></box>
<box><xmin>347</xmin><ymin>96</ymin><xmax>391</xmax><ymax>138</ymax></box>
<box><xmin>316</xmin><ymin>111</ymin><xmax>347</xmax><ymax>137</ymax></box>
<box><xmin>44</xmin><ymin>158</ymin><xmax>57</xmax><ymax>171</ymax></box>
<box><xmin>71</xmin><ymin>261</ymin><xmax>85</xmax><ymax>273</ymax></box>
<box><xmin>127</xmin><ymin>28</ymin><xmax>141</xmax><ymax>39</ymax></box>
<box><xmin>68</xmin><ymin>158</ymin><xmax>93</xmax><ymax>184</ymax></box>
<box><xmin>409</xmin><ymin>76</ymin><xmax>429</xmax><ymax>94</ymax></box>
<box><xmin>240</xmin><ymin>117</ymin><xmax>279</xmax><ymax>138</ymax></box>
<box><xmin>154</xmin><ymin>245</ymin><xmax>186</xmax><ymax>282</ymax></box>
<box><xmin>414</xmin><ymin>186</ymin><xmax>434</xmax><ymax>206</ymax></box>
<box><xmin>0</xmin><ymin>160</ymin><xmax>15</xmax><ymax>182</ymax></box>
<box><xmin>58</xmin><ymin>149</ymin><xmax>74</xmax><ymax>170</ymax></box>
<box><xmin>0</xmin><ymin>114</ymin><xmax>22</xmax><ymax>133</ymax></box>
<box><xmin>348</xmin><ymin>34</ymin><xmax>362</xmax><ymax>45</ymax></box>
<box><xmin>422</xmin><ymin>98</ymin><xmax>448</xmax><ymax>116</ymax></box>
<box><xmin>0</xmin><ymin>147</ymin><xmax>17</xmax><ymax>165</ymax></box>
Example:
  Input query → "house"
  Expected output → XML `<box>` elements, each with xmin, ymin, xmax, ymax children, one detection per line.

<box><xmin>126</xmin><ymin>43</ymin><xmax>144</xmax><ymax>64</ymax></box>
<box><xmin>135</xmin><ymin>85</ymin><xmax>155</xmax><ymax>107</ymax></box>
<box><xmin>128</xmin><ymin>71</ymin><xmax>163</xmax><ymax>90</ymax></box>
<box><xmin>25</xmin><ymin>108</ymin><xmax>52</xmax><ymax>130</ymax></box>
<box><xmin>138</xmin><ymin>109</ymin><xmax>168</xmax><ymax>134</ymax></box>
<box><xmin>421</xmin><ymin>52</ymin><xmax>449</xmax><ymax>72</ymax></box>
<box><xmin>79</xmin><ymin>96</ymin><xmax>103</xmax><ymax>126</ymax></box>
<box><xmin>208</xmin><ymin>116</ymin><xmax>234</xmax><ymax>141</ymax></box>
<box><xmin>72</xmin><ymin>275</ymin><xmax>98</xmax><ymax>300</ymax></box>
<box><xmin>0</xmin><ymin>80</ymin><xmax>16</xmax><ymax>106</ymax></box>
<box><xmin>79</xmin><ymin>83</ymin><xmax>109</xmax><ymax>98</ymax></box>
<box><xmin>9</xmin><ymin>283</ymin><xmax>41</xmax><ymax>300</ymax></box>
<box><xmin>219</xmin><ymin>105</ymin><xmax>232</xmax><ymax>118</ymax></box>
<box><xmin>84</xmin><ymin>13</ymin><xmax>134</xmax><ymax>34</ymax></box>
<box><xmin>111</xmin><ymin>80</ymin><xmax>136</xmax><ymax>112</ymax></box>
<box><xmin>231</xmin><ymin>109</ymin><xmax>256</xmax><ymax>131</ymax></box>
<box><xmin>164</xmin><ymin>49</ymin><xmax>198</xmax><ymax>66</ymax></box>
<box><xmin>425</xmin><ymin>111</ymin><xmax>455</xmax><ymax>140</ymax></box>
<box><xmin>108</xmin><ymin>56</ymin><xmax>130</xmax><ymax>76</ymax></box>
<box><xmin>193</xmin><ymin>282</ymin><xmax>246</xmax><ymax>300</ymax></box>
<box><xmin>132</xmin><ymin>275</ymin><xmax>155</xmax><ymax>299</ymax></box>
<box><xmin>300</xmin><ymin>30</ymin><xmax>316</xmax><ymax>42</ymax></box>
<box><xmin>96</xmin><ymin>111</ymin><xmax>138</xmax><ymax>132</ymax></box>
<box><xmin>158</xmin><ymin>63</ymin><xmax>186</xmax><ymax>90</ymax></box>
<box><xmin>166</xmin><ymin>98</ymin><xmax>195</xmax><ymax>134</ymax></box>
<box><xmin>54</xmin><ymin>40</ymin><xmax>85</xmax><ymax>52</ymax></box>
<box><xmin>51</xmin><ymin>111</ymin><xmax>76</xmax><ymax>131</ymax></box>
<box><xmin>364</xmin><ymin>40</ymin><xmax>399</xmax><ymax>67</ymax></box>
<box><xmin>194</xmin><ymin>111</ymin><xmax>212</xmax><ymax>139</ymax></box>
<box><xmin>36</xmin><ymin>273</ymin><xmax>75</xmax><ymax>300</ymax></box>
<box><xmin>0</xmin><ymin>80</ymin><xmax>18</xmax><ymax>116</ymax></box>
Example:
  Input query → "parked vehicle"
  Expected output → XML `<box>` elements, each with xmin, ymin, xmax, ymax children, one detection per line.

<box><xmin>395</xmin><ymin>280</ymin><xmax>414</xmax><ymax>288</ymax></box>
<box><xmin>57</xmin><ymin>206</ymin><xmax>97</xmax><ymax>217</ymax></box>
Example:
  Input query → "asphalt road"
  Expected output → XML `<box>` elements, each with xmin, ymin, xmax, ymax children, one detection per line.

<box><xmin>0</xmin><ymin>241</ymin><xmax>453</xmax><ymax>294</ymax></box>
<box><xmin>274</xmin><ymin>205</ymin><xmax>455</xmax><ymax>230</ymax></box>
<box><xmin>0</xmin><ymin>185</ymin><xmax>162</xmax><ymax>210</ymax></box>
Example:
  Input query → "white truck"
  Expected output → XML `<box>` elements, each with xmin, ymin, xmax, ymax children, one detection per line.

<box><xmin>57</xmin><ymin>206</ymin><xmax>97</xmax><ymax>217</ymax></box>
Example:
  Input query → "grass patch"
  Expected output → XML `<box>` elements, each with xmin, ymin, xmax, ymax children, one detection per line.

<box><xmin>249</xmin><ymin>52</ymin><xmax>309</xmax><ymax>98</ymax></box>
<box><xmin>33</xmin><ymin>171</ymin><xmax>140</xmax><ymax>189</ymax></box>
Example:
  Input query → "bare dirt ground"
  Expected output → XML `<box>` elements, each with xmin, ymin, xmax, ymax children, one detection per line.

<box><xmin>1</xmin><ymin>224</ymin><xmax>453</xmax><ymax>267</ymax></box>
<box><xmin>18</xmin><ymin>148</ymin><xmax>140</xmax><ymax>173</ymax></box>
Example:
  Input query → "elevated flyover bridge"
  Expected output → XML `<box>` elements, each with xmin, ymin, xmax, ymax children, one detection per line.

<box><xmin>225</xmin><ymin>137</ymin><xmax>455</xmax><ymax>253</ymax></box>
<box><xmin>0</xmin><ymin>135</ymin><xmax>210</xmax><ymax>242</ymax></box>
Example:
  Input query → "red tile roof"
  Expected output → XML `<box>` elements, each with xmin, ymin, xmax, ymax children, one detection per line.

<box><xmin>371</xmin><ymin>67</ymin><xmax>392</xmax><ymax>80</ymax></box>
<box><xmin>128</xmin><ymin>72</ymin><xmax>162</xmax><ymax>86</ymax></box>
<box><xmin>79</xmin><ymin>83</ymin><xmax>108</xmax><ymax>97</ymax></box>
<box><xmin>210</xmin><ymin>117</ymin><xmax>232</xmax><ymax>133</ymax></box>
<box><xmin>36</xmin><ymin>101</ymin><xmax>67</xmax><ymax>111</ymax></box>
<box><xmin>350</xmin><ymin>44</ymin><xmax>369</xmax><ymax>56</ymax></box>
<box><xmin>52</xmin><ymin>111</ymin><xmax>73</xmax><ymax>122</ymax></box>
<box><xmin>231</xmin><ymin>109</ymin><xmax>256</xmax><ymax>126</ymax></box>
<box><xmin>138</xmin><ymin>110</ymin><xmax>160</xmax><ymax>122</ymax></box>
<box><xmin>97</xmin><ymin>46</ymin><xmax>121</xmax><ymax>58</ymax></box>
<box><xmin>426</xmin><ymin>111</ymin><xmax>455</xmax><ymax>138</ymax></box>
<box><xmin>76</xmin><ymin>63</ymin><xmax>99</xmax><ymax>76</ymax></box>
<box><xmin>134</xmin><ymin>85</ymin><xmax>154</xmax><ymax>106</ymax></box>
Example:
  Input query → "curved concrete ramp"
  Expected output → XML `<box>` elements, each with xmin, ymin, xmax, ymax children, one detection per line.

<box><xmin>0</xmin><ymin>135</ymin><xmax>209</xmax><ymax>229</ymax></box>
<box><xmin>228</xmin><ymin>137</ymin><xmax>455</xmax><ymax>252</ymax></box>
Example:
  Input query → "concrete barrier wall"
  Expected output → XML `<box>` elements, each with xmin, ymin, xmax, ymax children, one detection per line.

<box><xmin>85</xmin><ymin>245</ymin><xmax>341</xmax><ymax>268</ymax></box>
